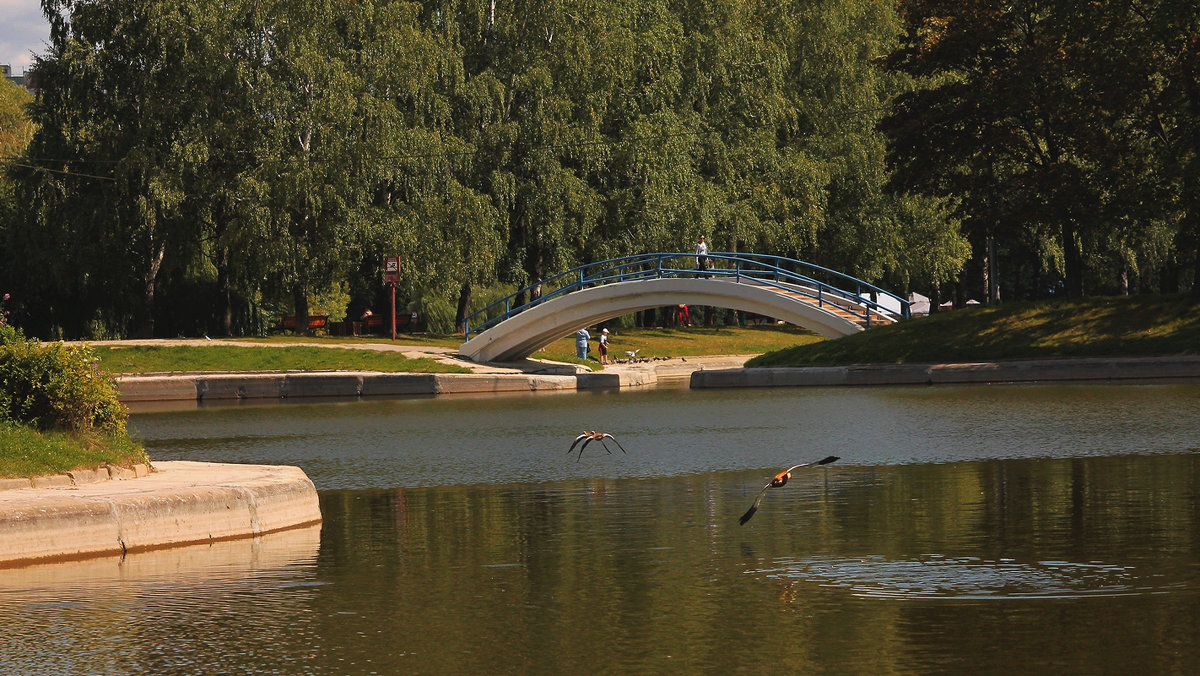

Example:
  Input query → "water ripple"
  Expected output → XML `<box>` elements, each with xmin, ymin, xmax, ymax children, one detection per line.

<box><xmin>753</xmin><ymin>554</ymin><xmax>1186</xmax><ymax>600</ymax></box>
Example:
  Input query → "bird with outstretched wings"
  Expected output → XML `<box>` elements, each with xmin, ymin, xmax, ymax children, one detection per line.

<box><xmin>738</xmin><ymin>456</ymin><xmax>839</xmax><ymax>525</ymax></box>
<box><xmin>568</xmin><ymin>431</ymin><xmax>628</xmax><ymax>461</ymax></box>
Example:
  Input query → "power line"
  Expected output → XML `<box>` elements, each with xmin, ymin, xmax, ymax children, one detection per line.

<box><xmin>0</xmin><ymin>160</ymin><xmax>116</xmax><ymax>182</ymax></box>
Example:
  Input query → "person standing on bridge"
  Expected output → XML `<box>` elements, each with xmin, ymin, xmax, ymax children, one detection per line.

<box><xmin>575</xmin><ymin>327</ymin><xmax>591</xmax><ymax>360</ymax></box>
<box><xmin>696</xmin><ymin>234</ymin><xmax>709</xmax><ymax>278</ymax></box>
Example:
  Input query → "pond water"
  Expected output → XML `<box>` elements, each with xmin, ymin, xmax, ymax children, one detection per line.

<box><xmin>2</xmin><ymin>383</ymin><xmax>1199</xmax><ymax>673</ymax></box>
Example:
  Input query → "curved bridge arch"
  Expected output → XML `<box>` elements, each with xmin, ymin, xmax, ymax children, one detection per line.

<box><xmin>459</xmin><ymin>253</ymin><xmax>909</xmax><ymax>363</ymax></box>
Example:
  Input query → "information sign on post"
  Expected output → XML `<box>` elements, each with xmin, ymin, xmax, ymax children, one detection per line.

<box><xmin>383</xmin><ymin>256</ymin><xmax>400</xmax><ymax>340</ymax></box>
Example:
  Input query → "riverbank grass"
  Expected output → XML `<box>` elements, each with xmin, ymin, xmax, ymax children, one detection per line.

<box><xmin>748</xmin><ymin>294</ymin><xmax>1200</xmax><ymax>367</ymax></box>
<box><xmin>0</xmin><ymin>424</ymin><xmax>150</xmax><ymax>479</ymax></box>
<box><xmin>93</xmin><ymin>344</ymin><xmax>471</xmax><ymax>374</ymax></box>
<box><xmin>536</xmin><ymin>325</ymin><xmax>823</xmax><ymax>364</ymax></box>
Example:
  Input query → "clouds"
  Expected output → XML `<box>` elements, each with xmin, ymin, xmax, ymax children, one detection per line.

<box><xmin>0</xmin><ymin>0</ymin><xmax>49</xmax><ymax>72</ymax></box>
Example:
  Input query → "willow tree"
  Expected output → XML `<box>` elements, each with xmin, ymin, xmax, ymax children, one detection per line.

<box><xmin>242</xmin><ymin>0</ymin><xmax>382</xmax><ymax>334</ymax></box>
<box><xmin>18</xmin><ymin>0</ymin><xmax>229</xmax><ymax>337</ymax></box>
<box><xmin>442</xmin><ymin>0</ymin><xmax>612</xmax><ymax>306</ymax></box>
<box><xmin>0</xmin><ymin>78</ymin><xmax>34</xmax><ymax>293</ymax></box>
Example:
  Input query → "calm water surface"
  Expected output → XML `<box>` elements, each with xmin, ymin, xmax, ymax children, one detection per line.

<box><xmin>2</xmin><ymin>383</ymin><xmax>1199</xmax><ymax>674</ymax></box>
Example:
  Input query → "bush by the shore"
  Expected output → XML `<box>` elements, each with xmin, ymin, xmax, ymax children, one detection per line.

<box><xmin>1</xmin><ymin>320</ymin><xmax>149</xmax><ymax>479</ymax></box>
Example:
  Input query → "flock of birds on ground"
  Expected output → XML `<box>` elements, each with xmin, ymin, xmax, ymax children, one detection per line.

<box><xmin>567</xmin><ymin>430</ymin><xmax>839</xmax><ymax>526</ymax></box>
<box><xmin>615</xmin><ymin>350</ymin><xmax>675</xmax><ymax>364</ymax></box>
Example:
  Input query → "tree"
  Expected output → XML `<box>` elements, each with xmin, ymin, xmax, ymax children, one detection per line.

<box><xmin>882</xmin><ymin>0</ymin><xmax>1200</xmax><ymax>300</ymax></box>
<box><xmin>0</xmin><ymin>78</ymin><xmax>35</xmax><ymax>318</ymax></box>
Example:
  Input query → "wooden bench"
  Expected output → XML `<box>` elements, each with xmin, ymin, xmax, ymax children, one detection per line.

<box><xmin>277</xmin><ymin>315</ymin><xmax>329</xmax><ymax>332</ymax></box>
<box><xmin>355</xmin><ymin>314</ymin><xmax>413</xmax><ymax>335</ymax></box>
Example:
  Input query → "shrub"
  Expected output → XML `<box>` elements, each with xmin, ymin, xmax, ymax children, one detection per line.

<box><xmin>0</xmin><ymin>330</ymin><xmax>129</xmax><ymax>435</ymax></box>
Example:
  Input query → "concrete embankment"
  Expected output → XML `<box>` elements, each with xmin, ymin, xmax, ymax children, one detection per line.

<box><xmin>117</xmin><ymin>354</ymin><xmax>1200</xmax><ymax>403</ymax></box>
<box><xmin>0</xmin><ymin>461</ymin><xmax>322</xmax><ymax>568</ymax></box>
<box><xmin>691</xmin><ymin>355</ymin><xmax>1200</xmax><ymax>389</ymax></box>
<box><xmin>117</xmin><ymin>368</ymin><xmax>671</xmax><ymax>403</ymax></box>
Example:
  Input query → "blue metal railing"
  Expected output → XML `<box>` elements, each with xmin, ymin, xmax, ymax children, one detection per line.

<box><xmin>463</xmin><ymin>252</ymin><xmax>910</xmax><ymax>338</ymax></box>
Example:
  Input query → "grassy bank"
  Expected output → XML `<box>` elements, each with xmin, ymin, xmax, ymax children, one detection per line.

<box><xmin>86</xmin><ymin>326</ymin><xmax>820</xmax><ymax>373</ymax></box>
<box><xmin>93</xmin><ymin>344</ymin><xmax>471</xmax><ymax>374</ymax></box>
<box><xmin>232</xmin><ymin>333</ymin><xmax>464</xmax><ymax>349</ymax></box>
<box><xmin>0</xmin><ymin>424</ymin><xmax>150</xmax><ymax>479</ymax></box>
<box><xmin>523</xmin><ymin>325</ymin><xmax>823</xmax><ymax>365</ymax></box>
<box><xmin>748</xmin><ymin>294</ymin><xmax>1200</xmax><ymax>367</ymax></box>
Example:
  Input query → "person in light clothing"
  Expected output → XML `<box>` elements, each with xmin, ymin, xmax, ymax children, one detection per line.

<box><xmin>599</xmin><ymin>328</ymin><xmax>610</xmax><ymax>364</ymax></box>
<box><xmin>696</xmin><ymin>235</ymin><xmax>709</xmax><ymax>277</ymax></box>
<box><xmin>575</xmin><ymin>328</ymin><xmax>591</xmax><ymax>360</ymax></box>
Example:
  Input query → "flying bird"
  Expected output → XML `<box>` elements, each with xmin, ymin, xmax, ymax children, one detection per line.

<box><xmin>568</xmin><ymin>431</ymin><xmax>629</xmax><ymax>461</ymax></box>
<box><xmin>625</xmin><ymin>349</ymin><xmax>640</xmax><ymax>359</ymax></box>
<box><xmin>738</xmin><ymin>456</ymin><xmax>840</xmax><ymax>525</ymax></box>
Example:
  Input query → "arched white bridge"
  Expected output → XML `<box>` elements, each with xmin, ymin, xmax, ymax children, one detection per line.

<box><xmin>459</xmin><ymin>253</ymin><xmax>910</xmax><ymax>363</ymax></box>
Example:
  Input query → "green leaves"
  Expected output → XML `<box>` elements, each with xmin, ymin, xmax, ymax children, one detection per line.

<box><xmin>6</xmin><ymin>0</ymin><xmax>954</xmax><ymax>338</ymax></box>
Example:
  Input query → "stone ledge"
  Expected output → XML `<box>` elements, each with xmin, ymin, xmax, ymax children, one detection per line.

<box><xmin>0</xmin><ymin>460</ymin><xmax>322</xmax><ymax>567</ymax></box>
<box><xmin>691</xmin><ymin>356</ymin><xmax>1200</xmax><ymax>389</ymax></box>
<box><xmin>2</xmin><ymin>463</ymin><xmax>153</xmax><ymax>493</ymax></box>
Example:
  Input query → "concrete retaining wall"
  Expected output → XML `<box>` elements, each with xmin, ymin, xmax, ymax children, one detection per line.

<box><xmin>0</xmin><ymin>461</ymin><xmax>322</xmax><ymax>568</ymax></box>
<box><xmin>691</xmin><ymin>356</ymin><xmax>1200</xmax><ymax>389</ymax></box>
<box><xmin>118</xmin><ymin>370</ymin><xmax>665</xmax><ymax>403</ymax></box>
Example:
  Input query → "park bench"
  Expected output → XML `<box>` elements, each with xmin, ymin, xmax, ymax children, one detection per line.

<box><xmin>276</xmin><ymin>315</ymin><xmax>329</xmax><ymax>333</ymax></box>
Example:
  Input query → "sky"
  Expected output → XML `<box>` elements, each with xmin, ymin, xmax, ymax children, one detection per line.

<box><xmin>1</xmin><ymin>0</ymin><xmax>49</xmax><ymax>74</ymax></box>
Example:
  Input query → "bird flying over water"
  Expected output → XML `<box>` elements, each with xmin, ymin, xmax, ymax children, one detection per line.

<box><xmin>738</xmin><ymin>456</ymin><xmax>840</xmax><ymax>525</ymax></box>
<box><xmin>568</xmin><ymin>431</ymin><xmax>628</xmax><ymax>461</ymax></box>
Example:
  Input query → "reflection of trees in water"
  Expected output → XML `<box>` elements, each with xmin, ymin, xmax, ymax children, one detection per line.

<box><xmin>311</xmin><ymin>454</ymin><xmax>1200</xmax><ymax>672</ymax></box>
<box><xmin>7</xmin><ymin>455</ymin><xmax>1198</xmax><ymax>673</ymax></box>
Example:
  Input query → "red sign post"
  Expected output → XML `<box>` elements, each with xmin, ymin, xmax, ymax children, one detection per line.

<box><xmin>384</xmin><ymin>256</ymin><xmax>400</xmax><ymax>340</ymax></box>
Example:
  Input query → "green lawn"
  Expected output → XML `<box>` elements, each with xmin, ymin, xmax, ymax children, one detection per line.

<box><xmin>536</xmin><ymin>325</ymin><xmax>824</xmax><ymax>365</ymax></box>
<box><xmin>748</xmin><ymin>294</ymin><xmax>1200</xmax><ymax>367</ymax></box>
<box><xmin>0</xmin><ymin>425</ymin><xmax>150</xmax><ymax>479</ymax></box>
<box><xmin>231</xmin><ymin>333</ymin><xmax>465</xmax><ymax>349</ymax></box>
<box><xmin>87</xmin><ymin>326</ymin><xmax>819</xmax><ymax>374</ymax></box>
<box><xmin>93</xmin><ymin>344</ymin><xmax>471</xmax><ymax>374</ymax></box>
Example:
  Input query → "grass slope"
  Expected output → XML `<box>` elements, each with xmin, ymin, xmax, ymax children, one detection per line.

<box><xmin>0</xmin><ymin>425</ymin><xmax>150</xmax><ymax>479</ymax></box>
<box><xmin>748</xmin><ymin>294</ymin><xmax>1200</xmax><ymax>367</ymax></box>
<box><xmin>536</xmin><ymin>325</ymin><xmax>823</xmax><ymax>365</ymax></box>
<box><xmin>93</xmin><ymin>345</ymin><xmax>471</xmax><ymax>374</ymax></box>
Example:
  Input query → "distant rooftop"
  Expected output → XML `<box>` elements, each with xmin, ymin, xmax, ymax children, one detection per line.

<box><xmin>2</xmin><ymin>64</ymin><xmax>37</xmax><ymax>95</ymax></box>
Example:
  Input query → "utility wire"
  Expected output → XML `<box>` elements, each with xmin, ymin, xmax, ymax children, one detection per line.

<box><xmin>1</xmin><ymin>161</ymin><xmax>116</xmax><ymax>182</ymax></box>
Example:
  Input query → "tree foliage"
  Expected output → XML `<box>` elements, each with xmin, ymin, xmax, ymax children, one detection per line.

<box><xmin>882</xmin><ymin>0</ymin><xmax>1200</xmax><ymax>301</ymax></box>
<box><xmin>26</xmin><ymin>0</ymin><xmax>1173</xmax><ymax>339</ymax></box>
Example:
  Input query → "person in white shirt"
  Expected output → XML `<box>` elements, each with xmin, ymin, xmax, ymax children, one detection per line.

<box><xmin>696</xmin><ymin>235</ymin><xmax>709</xmax><ymax>277</ymax></box>
<box><xmin>599</xmin><ymin>328</ymin><xmax>610</xmax><ymax>364</ymax></box>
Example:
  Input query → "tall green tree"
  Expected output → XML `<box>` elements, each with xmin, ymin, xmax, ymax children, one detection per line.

<box><xmin>16</xmin><ymin>0</ymin><xmax>226</xmax><ymax>336</ymax></box>
<box><xmin>882</xmin><ymin>0</ymin><xmax>1199</xmax><ymax>300</ymax></box>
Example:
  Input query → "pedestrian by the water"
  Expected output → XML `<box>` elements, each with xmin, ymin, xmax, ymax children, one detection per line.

<box><xmin>575</xmin><ymin>328</ymin><xmax>591</xmax><ymax>360</ymax></box>
<box><xmin>599</xmin><ymin>328</ymin><xmax>610</xmax><ymax>364</ymax></box>
<box><xmin>676</xmin><ymin>304</ymin><xmax>691</xmax><ymax>326</ymax></box>
<box><xmin>696</xmin><ymin>235</ymin><xmax>709</xmax><ymax>277</ymax></box>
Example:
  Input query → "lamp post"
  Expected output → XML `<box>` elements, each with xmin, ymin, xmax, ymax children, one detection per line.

<box><xmin>384</xmin><ymin>256</ymin><xmax>400</xmax><ymax>340</ymax></box>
